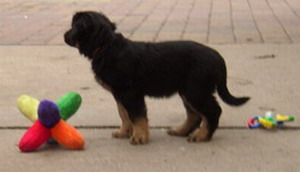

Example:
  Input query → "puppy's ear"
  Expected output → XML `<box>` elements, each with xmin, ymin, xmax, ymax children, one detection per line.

<box><xmin>110</xmin><ymin>22</ymin><xmax>117</xmax><ymax>31</ymax></box>
<box><xmin>98</xmin><ymin>12</ymin><xmax>117</xmax><ymax>31</ymax></box>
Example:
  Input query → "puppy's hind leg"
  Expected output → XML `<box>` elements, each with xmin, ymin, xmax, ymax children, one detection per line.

<box><xmin>187</xmin><ymin>95</ymin><xmax>222</xmax><ymax>142</ymax></box>
<box><xmin>167</xmin><ymin>95</ymin><xmax>201</xmax><ymax>137</ymax></box>
<box><xmin>112</xmin><ymin>101</ymin><xmax>133</xmax><ymax>138</ymax></box>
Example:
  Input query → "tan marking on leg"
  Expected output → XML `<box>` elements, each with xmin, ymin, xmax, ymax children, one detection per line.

<box><xmin>167</xmin><ymin>111</ymin><xmax>200</xmax><ymax>136</ymax></box>
<box><xmin>188</xmin><ymin>115</ymin><xmax>210</xmax><ymax>142</ymax></box>
<box><xmin>177</xmin><ymin>96</ymin><xmax>210</xmax><ymax>142</ymax></box>
<box><xmin>130</xmin><ymin>117</ymin><xmax>149</xmax><ymax>145</ymax></box>
<box><xmin>112</xmin><ymin>102</ymin><xmax>132</xmax><ymax>138</ymax></box>
<box><xmin>168</xmin><ymin>96</ymin><xmax>201</xmax><ymax>136</ymax></box>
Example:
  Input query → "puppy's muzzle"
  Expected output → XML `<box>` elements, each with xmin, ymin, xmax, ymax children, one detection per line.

<box><xmin>64</xmin><ymin>30</ymin><xmax>76</xmax><ymax>47</ymax></box>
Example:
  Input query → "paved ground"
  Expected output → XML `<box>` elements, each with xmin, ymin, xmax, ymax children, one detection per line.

<box><xmin>1</xmin><ymin>0</ymin><xmax>300</xmax><ymax>172</ymax></box>
<box><xmin>1</xmin><ymin>0</ymin><xmax>300</xmax><ymax>45</ymax></box>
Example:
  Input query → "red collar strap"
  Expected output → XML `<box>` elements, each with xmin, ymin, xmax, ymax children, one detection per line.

<box><xmin>92</xmin><ymin>47</ymin><xmax>101</xmax><ymax>56</ymax></box>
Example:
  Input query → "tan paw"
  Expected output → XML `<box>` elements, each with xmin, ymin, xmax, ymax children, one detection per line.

<box><xmin>187</xmin><ymin>128</ymin><xmax>210</xmax><ymax>142</ymax></box>
<box><xmin>167</xmin><ymin>127</ymin><xmax>190</xmax><ymax>137</ymax></box>
<box><xmin>187</xmin><ymin>135</ymin><xmax>210</xmax><ymax>142</ymax></box>
<box><xmin>112</xmin><ymin>129</ymin><xmax>131</xmax><ymax>139</ymax></box>
<box><xmin>130</xmin><ymin>131</ymin><xmax>149</xmax><ymax>145</ymax></box>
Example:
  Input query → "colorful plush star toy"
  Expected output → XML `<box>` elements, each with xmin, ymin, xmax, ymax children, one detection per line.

<box><xmin>17</xmin><ymin>92</ymin><xmax>85</xmax><ymax>152</ymax></box>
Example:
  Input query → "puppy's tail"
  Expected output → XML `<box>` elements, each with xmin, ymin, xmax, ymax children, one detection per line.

<box><xmin>217</xmin><ymin>59</ymin><xmax>250</xmax><ymax>106</ymax></box>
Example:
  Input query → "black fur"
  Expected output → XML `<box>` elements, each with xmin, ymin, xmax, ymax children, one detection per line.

<box><xmin>64</xmin><ymin>11</ymin><xmax>250</xmax><ymax>142</ymax></box>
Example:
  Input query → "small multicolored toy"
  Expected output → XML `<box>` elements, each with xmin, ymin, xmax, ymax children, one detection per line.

<box><xmin>247</xmin><ymin>111</ymin><xmax>295</xmax><ymax>129</ymax></box>
<box><xmin>17</xmin><ymin>92</ymin><xmax>84</xmax><ymax>152</ymax></box>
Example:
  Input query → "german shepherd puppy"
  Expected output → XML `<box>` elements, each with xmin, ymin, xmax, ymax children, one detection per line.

<box><xmin>64</xmin><ymin>11</ymin><xmax>250</xmax><ymax>145</ymax></box>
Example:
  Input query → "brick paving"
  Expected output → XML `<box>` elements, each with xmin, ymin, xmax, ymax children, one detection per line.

<box><xmin>0</xmin><ymin>0</ymin><xmax>300</xmax><ymax>45</ymax></box>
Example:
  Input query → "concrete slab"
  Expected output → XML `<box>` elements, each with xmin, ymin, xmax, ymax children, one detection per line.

<box><xmin>1</xmin><ymin>44</ymin><xmax>299</xmax><ymax>128</ymax></box>
<box><xmin>1</xmin><ymin>129</ymin><xmax>299</xmax><ymax>172</ymax></box>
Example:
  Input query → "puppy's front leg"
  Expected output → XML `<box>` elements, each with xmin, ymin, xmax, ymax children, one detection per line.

<box><xmin>112</xmin><ymin>101</ymin><xmax>132</xmax><ymax>138</ymax></box>
<box><xmin>130</xmin><ymin>116</ymin><xmax>149</xmax><ymax>145</ymax></box>
<box><xmin>116</xmin><ymin>92</ymin><xmax>149</xmax><ymax>145</ymax></box>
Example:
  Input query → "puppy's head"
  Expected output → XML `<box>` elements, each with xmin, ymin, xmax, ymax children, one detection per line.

<box><xmin>64</xmin><ymin>11</ymin><xmax>116</xmax><ymax>58</ymax></box>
